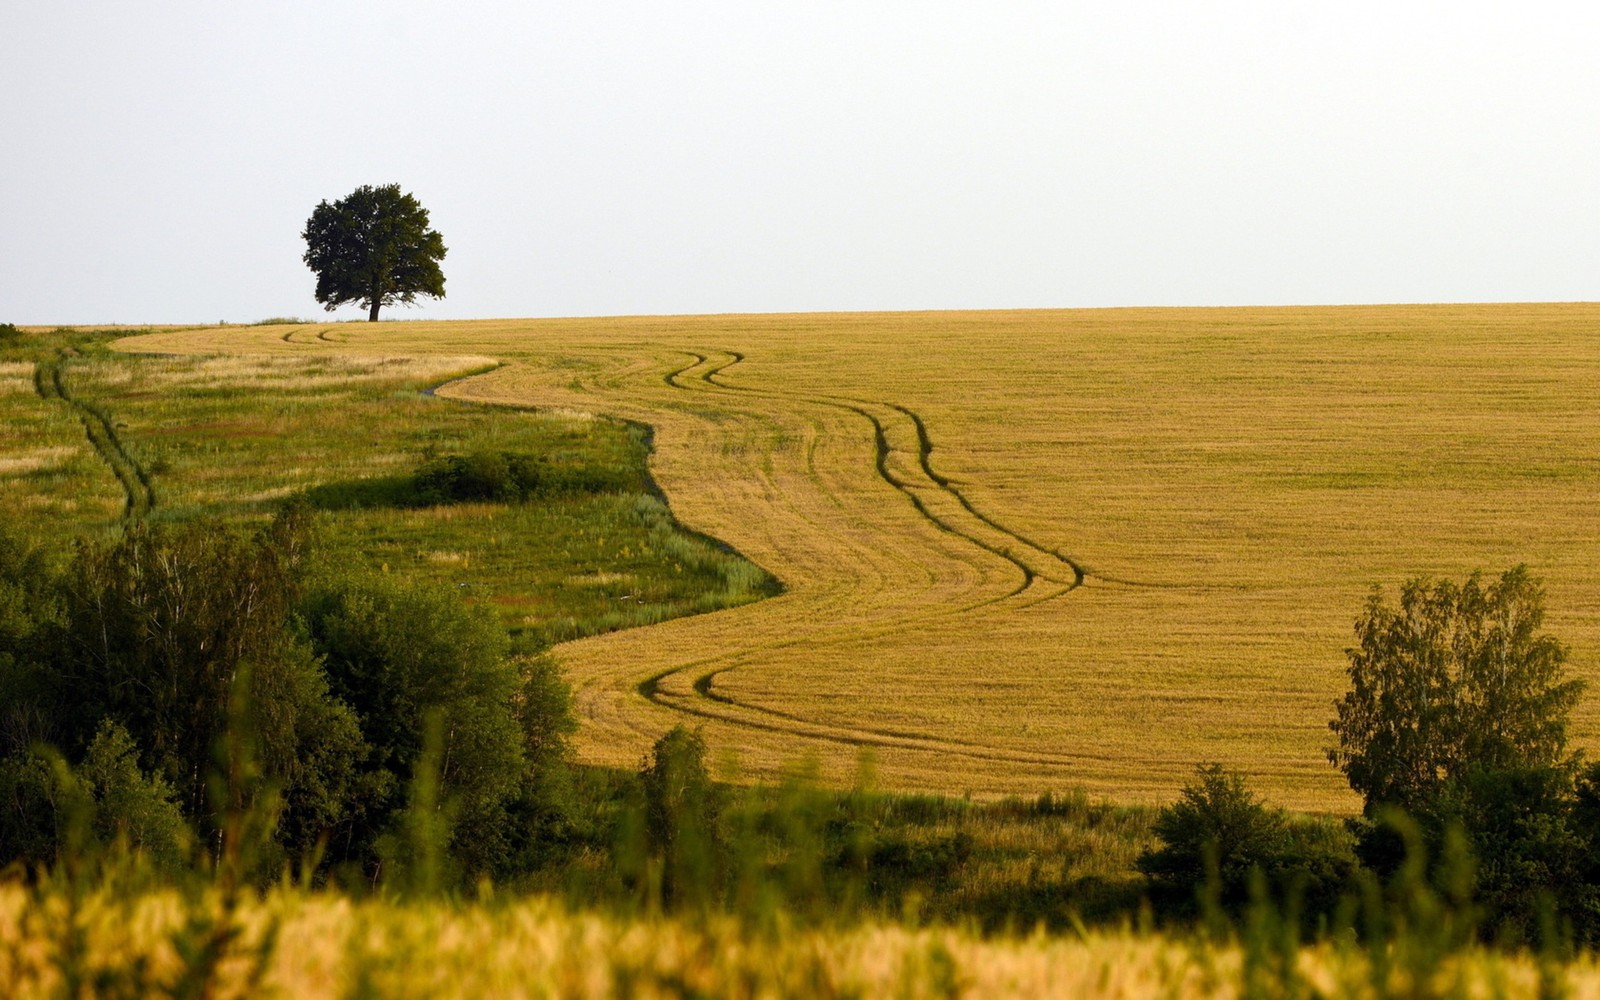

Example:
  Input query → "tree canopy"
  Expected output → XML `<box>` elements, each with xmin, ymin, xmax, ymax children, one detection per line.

<box><xmin>301</xmin><ymin>184</ymin><xmax>447</xmax><ymax>321</ymax></box>
<box><xmin>1328</xmin><ymin>566</ymin><xmax>1583</xmax><ymax>817</ymax></box>
<box><xmin>1325</xmin><ymin>566</ymin><xmax>1594</xmax><ymax>934</ymax></box>
<box><xmin>0</xmin><ymin>511</ymin><xmax>575</xmax><ymax>882</ymax></box>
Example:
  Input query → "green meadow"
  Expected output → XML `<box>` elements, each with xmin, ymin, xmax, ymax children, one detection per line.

<box><xmin>0</xmin><ymin>327</ymin><xmax>776</xmax><ymax>651</ymax></box>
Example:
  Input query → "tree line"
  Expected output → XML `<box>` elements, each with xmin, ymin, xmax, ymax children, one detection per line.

<box><xmin>0</xmin><ymin>503</ymin><xmax>574</xmax><ymax>885</ymax></box>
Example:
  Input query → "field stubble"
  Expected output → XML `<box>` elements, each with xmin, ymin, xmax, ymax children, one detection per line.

<box><xmin>116</xmin><ymin>305</ymin><xmax>1600</xmax><ymax>812</ymax></box>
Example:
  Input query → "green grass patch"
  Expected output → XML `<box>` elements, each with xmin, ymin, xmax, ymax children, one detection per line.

<box><xmin>0</xmin><ymin>333</ymin><xmax>778</xmax><ymax>646</ymax></box>
<box><xmin>322</xmin><ymin>493</ymin><xmax>777</xmax><ymax>650</ymax></box>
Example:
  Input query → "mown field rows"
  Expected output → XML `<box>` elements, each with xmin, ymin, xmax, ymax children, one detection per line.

<box><xmin>117</xmin><ymin>305</ymin><xmax>1600</xmax><ymax>811</ymax></box>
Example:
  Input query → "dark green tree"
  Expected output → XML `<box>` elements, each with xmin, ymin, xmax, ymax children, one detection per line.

<box><xmin>300</xmin><ymin>574</ymin><xmax>528</xmax><ymax>877</ymax></box>
<box><xmin>1328</xmin><ymin>566</ymin><xmax>1583</xmax><ymax>817</ymax></box>
<box><xmin>74</xmin><ymin>719</ymin><xmax>191</xmax><ymax>871</ymax></box>
<box><xmin>640</xmin><ymin>726</ymin><xmax>723</xmax><ymax>909</ymax></box>
<box><xmin>0</xmin><ymin>522</ymin><xmax>65</xmax><ymax>757</ymax></box>
<box><xmin>1137</xmin><ymin>763</ymin><xmax>1288</xmax><ymax>903</ymax></box>
<box><xmin>50</xmin><ymin>514</ymin><xmax>365</xmax><ymax>858</ymax></box>
<box><xmin>1328</xmin><ymin>566</ymin><xmax>1589</xmax><ymax>938</ymax></box>
<box><xmin>503</xmin><ymin>652</ymin><xmax>578</xmax><ymax>864</ymax></box>
<box><xmin>301</xmin><ymin>184</ymin><xmax>447</xmax><ymax>322</ymax></box>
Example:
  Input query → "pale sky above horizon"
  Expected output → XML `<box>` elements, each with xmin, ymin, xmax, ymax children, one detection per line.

<box><xmin>2</xmin><ymin>2</ymin><xmax>1597</xmax><ymax>325</ymax></box>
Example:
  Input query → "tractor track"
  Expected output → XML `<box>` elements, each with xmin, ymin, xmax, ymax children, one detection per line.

<box><xmin>698</xmin><ymin>352</ymin><xmax>1086</xmax><ymax>588</ymax></box>
<box><xmin>278</xmin><ymin>328</ymin><xmax>339</xmax><ymax>345</ymax></box>
<box><xmin>668</xmin><ymin>349</ymin><xmax>1054</xmax><ymax>609</ymax></box>
<box><xmin>642</xmin><ymin>659</ymin><xmax>1125</xmax><ymax>767</ymax></box>
<box><xmin>696</xmin><ymin>353</ymin><xmax>1226</xmax><ymax>591</ymax></box>
<box><xmin>670</xmin><ymin>354</ymin><xmax>1046</xmax><ymax>588</ymax></box>
<box><xmin>637</xmin><ymin>348</ymin><xmax>1122</xmax><ymax>766</ymax></box>
<box><xmin>34</xmin><ymin>355</ymin><xmax>156</xmax><ymax>523</ymax></box>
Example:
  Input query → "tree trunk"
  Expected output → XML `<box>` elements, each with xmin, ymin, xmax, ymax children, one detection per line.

<box><xmin>368</xmin><ymin>299</ymin><xmax>381</xmax><ymax>322</ymax></box>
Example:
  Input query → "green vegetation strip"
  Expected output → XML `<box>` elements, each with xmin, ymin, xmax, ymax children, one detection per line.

<box><xmin>0</xmin><ymin>335</ymin><xmax>776</xmax><ymax>651</ymax></box>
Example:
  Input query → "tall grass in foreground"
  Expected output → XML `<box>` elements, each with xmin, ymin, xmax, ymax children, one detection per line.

<box><xmin>0</xmin><ymin>878</ymin><xmax>1592</xmax><ymax>999</ymax></box>
<box><xmin>0</xmin><ymin>751</ymin><xmax>1588</xmax><ymax>998</ymax></box>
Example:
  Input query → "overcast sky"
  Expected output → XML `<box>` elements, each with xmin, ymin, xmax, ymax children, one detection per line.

<box><xmin>3</xmin><ymin>3</ymin><xmax>1597</xmax><ymax>324</ymax></box>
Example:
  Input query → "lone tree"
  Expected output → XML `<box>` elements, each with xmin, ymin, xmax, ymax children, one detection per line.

<box><xmin>301</xmin><ymin>184</ymin><xmax>447</xmax><ymax>321</ymax></box>
<box><xmin>1328</xmin><ymin>566</ymin><xmax>1593</xmax><ymax>934</ymax></box>
<box><xmin>1328</xmin><ymin>566</ymin><xmax>1583</xmax><ymax>818</ymax></box>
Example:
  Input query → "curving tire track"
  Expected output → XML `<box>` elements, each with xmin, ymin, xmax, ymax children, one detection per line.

<box><xmin>34</xmin><ymin>355</ymin><xmax>156</xmax><ymax>523</ymax></box>
<box><xmin>671</xmin><ymin>353</ymin><xmax>1054</xmax><ymax>591</ymax></box>
<box><xmin>700</xmin><ymin>352</ymin><xmax>1085</xmax><ymax>587</ymax></box>
<box><xmin>635</xmin><ymin>349</ymin><xmax>1122</xmax><ymax>767</ymax></box>
<box><xmin>699</xmin><ymin>353</ymin><xmax>1225</xmax><ymax>592</ymax></box>
<box><xmin>670</xmin><ymin>350</ymin><xmax>1048</xmax><ymax>607</ymax></box>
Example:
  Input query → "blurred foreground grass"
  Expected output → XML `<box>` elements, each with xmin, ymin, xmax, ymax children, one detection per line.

<box><xmin>2</xmin><ymin>881</ymin><xmax>1594</xmax><ymax>999</ymax></box>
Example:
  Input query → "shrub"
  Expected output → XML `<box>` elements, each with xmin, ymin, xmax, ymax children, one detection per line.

<box><xmin>864</xmin><ymin>832</ymin><xmax>975</xmax><ymax>897</ymax></box>
<box><xmin>640</xmin><ymin>726</ymin><xmax>722</xmax><ymax>909</ymax></box>
<box><xmin>412</xmin><ymin>450</ymin><xmax>638</xmax><ymax>506</ymax></box>
<box><xmin>301</xmin><ymin>572</ymin><xmax>526</xmax><ymax>878</ymax></box>
<box><xmin>1137</xmin><ymin>763</ymin><xmax>1289</xmax><ymax>908</ymax></box>
<box><xmin>76</xmin><ymin>720</ymin><xmax>190</xmax><ymax>871</ymax></box>
<box><xmin>414</xmin><ymin>451</ymin><xmax>521</xmax><ymax>504</ymax></box>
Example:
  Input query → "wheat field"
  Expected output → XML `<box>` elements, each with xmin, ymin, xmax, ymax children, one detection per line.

<box><xmin>116</xmin><ymin>304</ymin><xmax>1600</xmax><ymax>812</ymax></box>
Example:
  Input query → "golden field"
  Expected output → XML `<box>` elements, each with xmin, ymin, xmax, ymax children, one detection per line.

<box><xmin>116</xmin><ymin>304</ymin><xmax>1600</xmax><ymax>812</ymax></box>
